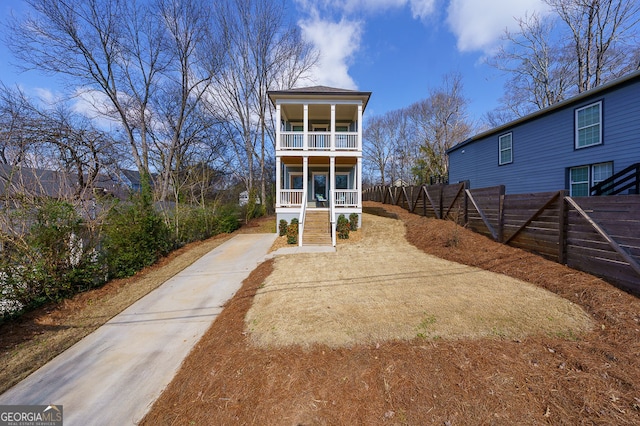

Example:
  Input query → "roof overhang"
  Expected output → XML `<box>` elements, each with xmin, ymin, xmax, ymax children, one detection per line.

<box><xmin>268</xmin><ymin>86</ymin><xmax>372</xmax><ymax>112</ymax></box>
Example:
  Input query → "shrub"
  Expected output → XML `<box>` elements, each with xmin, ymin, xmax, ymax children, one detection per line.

<box><xmin>101</xmin><ymin>195</ymin><xmax>173</xmax><ymax>279</ymax></box>
<box><xmin>287</xmin><ymin>219</ymin><xmax>298</xmax><ymax>244</ymax></box>
<box><xmin>336</xmin><ymin>214</ymin><xmax>350</xmax><ymax>239</ymax></box>
<box><xmin>171</xmin><ymin>205</ymin><xmax>219</xmax><ymax>245</ymax></box>
<box><xmin>279</xmin><ymin>219</ymin><xmax>288</xmax><ymax>236</ymax></box>
<box><xmin>0</xmin><ymin>200</ymin><xmax>104</xmax><ymax>318</ymax></box>
<box><xmin>349</xmin><ymin>213</ymin><xmax>359</xmax><ymax>231</ymax></box>
<box><xmin>215</xmin><ymin>204</ymin><xmax>241</xmax><ymax>234</ymax></box>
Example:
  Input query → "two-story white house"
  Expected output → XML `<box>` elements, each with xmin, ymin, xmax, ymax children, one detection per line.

<box><xmin>268</xmin><ymin>86</ymin><xmax>371</xmax><ymax>246</ymax></box>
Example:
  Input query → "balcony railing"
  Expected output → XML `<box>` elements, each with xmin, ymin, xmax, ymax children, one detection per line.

<box><xmin>279</xmin><ymin>131</ymin><xmax>358</xmax><ymax>151</ymax></box>
<box><xmin>280</xmin><ymin>189</ymin><xmax>303</xmax><ymax>206</ymax></box>
<box><xmin>334</xmin><ymin>190</ymin><xmax>359</xmax><ymax>207</ymax></box>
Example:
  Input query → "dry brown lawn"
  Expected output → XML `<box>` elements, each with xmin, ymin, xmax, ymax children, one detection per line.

<box><xmin>247</xmin><ymin>214</ymin><xmax>592</xmax><ymax>347</ymax></box>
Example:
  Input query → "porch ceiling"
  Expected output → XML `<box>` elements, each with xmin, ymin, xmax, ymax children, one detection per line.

<box><xmin>280</xmin><ymin>103</ymin><xmax>358</xmax><ymax>123</ymax></box>
<box><xmin>282</xmin><ymin>157</ymin><xmax>357</xmax><ymax>166</ymax></box>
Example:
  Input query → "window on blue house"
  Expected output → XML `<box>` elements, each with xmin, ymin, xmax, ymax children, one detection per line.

<box><xmin>569</xmin><ymin>162</ymin><xmax>613</xmax><ymax>196</ymax></box>
<box><xmin>575</xmin><ymin>101</ymin><xmax>602</xmax><ymax>149</ymax></box>
<box><xmin>499</xmin><ymin>132</ymin><xmax>512</xmax><ymax>165</ymax></box>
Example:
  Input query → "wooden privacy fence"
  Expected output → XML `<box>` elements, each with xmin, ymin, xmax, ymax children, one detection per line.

<box><xmin>363</xmin><ymin>183</ymin><xmax>640</xmax><ymax>296</ymax></box>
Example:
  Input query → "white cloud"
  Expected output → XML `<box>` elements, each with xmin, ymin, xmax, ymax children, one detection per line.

<box><xmin>446</xmin><ymin>0</ymin><xmax>550</xmax><ymax>53</ymax></box>
<box><xmin>299</xmin><ymin>17</ymin><xmax>363</xmax><ymax>89</ymax></box>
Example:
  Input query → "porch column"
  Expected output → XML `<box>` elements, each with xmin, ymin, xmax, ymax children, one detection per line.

<box><xmin>303</xmin><ymin>156</ymin><xmax>308</xmax><ymax>206</ymax></box>
<box><xmin>330</xmin><ymin>156</ymin><xmax>336</xmax><ymax>206</ymax></box>
<box><xmin>275</xmin><ymin>157</ymin><xmax>281</xmax><ymax>208</ymax></box>
<box><xmin>357</xmin><ymin>104</ymin><xmax>363</xmax><ymax>151</ymax></box>
<box><xmin>330</xmin><ymin>104</ymin><xmax>336</xmax><ymax>152</ymax></box>
<box><xmin>357</xmin><ymin>157</ymin><xmax>363</xmax><ymax>208</ymax></box>
<box><xmin>275</xmin><ymin>104</ymin><xmax>281</xmax><ymax>152</ymax></box>
<box><xmin>303</xmin><ymin>104</ymin><xmax>308</xmax><ymax>151</ymax></box>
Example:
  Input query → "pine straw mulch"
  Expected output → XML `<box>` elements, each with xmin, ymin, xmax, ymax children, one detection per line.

<box><xmin>141</xmin><ymin>202</ymin><xmax>640</xmax><ymax>425</ymax></box>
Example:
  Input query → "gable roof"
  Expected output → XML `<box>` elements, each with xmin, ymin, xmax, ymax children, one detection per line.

<box><xmin>268</xmin><ymin>85</ymin><xmax>372</xmax><ymax>111</ymax></box>
<box><xmin>447</xmin><ymin>70</ymin><xmax>640</xmax><ymax>154</ymax></box>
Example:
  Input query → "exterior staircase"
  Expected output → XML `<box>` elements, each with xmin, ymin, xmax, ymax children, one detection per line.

<box><xmin>302</xmin><ymin>211</ymin><xmax>332</xmax><ymax>246</ymax></box>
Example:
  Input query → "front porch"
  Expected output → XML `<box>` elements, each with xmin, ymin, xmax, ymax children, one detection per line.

<box><xmin>276</xmin><ymin>157</ymin><xmax>362</xmax><ymax>210</ymax></box>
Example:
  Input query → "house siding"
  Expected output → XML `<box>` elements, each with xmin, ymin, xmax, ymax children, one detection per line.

<box><xmin>448</xmin><ymin>74</ymin><xmax>640</xmax><ymax>194</ymax></box>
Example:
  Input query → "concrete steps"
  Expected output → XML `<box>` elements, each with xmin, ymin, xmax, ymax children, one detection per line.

<box><xmin>302</xmin><ymin>211</ymin><xmax>332</xmax><ymax>246</ymax></box>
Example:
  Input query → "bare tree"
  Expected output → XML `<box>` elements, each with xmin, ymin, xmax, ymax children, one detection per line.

<box><xmin>8</xmin><ymin>0</ymin><xmax>160</xmax><ymax>182</ymax></box>
<box><xmin>363</xmin><ymin>115</ymin><xmax>393</xmax><ymax>186</ymax></box>
<box><xmin>408</xmin><ymin>73</ymin><xmax>472</xmax><ymax>183</ymax></box>
<box><xmin>210</xmin><ymin>0</ymin><xmax>316</xmax><ymax>211</ymax></box>
<box><xmin>149</xmin><ymin>0</ymin><xmax>221</xmax><ymax>201</ymax></box>
<box><xmin>489</xmin><ymin>13</ymin><xmax>573</xmax><ymax>117</ymax></box>
<box><xmin>489</xmin><ymin>0</ymin><xmax>640</xmax><ymax>122</ymax></box>
<box><xmin>547</xmin><ymin>0</ymin><xmax>640</xmax><ymax>92</ymax></box>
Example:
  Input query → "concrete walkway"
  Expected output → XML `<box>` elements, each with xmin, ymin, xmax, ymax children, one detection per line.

<box><xmin>0</xmin><ymin>233</ymin><xmax>277</xmax><ymax>426</ymax></box>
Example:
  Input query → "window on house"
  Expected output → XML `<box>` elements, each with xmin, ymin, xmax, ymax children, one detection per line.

<box><xmin>290</xmin><ymin>173</ymin><xmax>303</xmax><ymax>189</ymax></box>
<box><xmin>335</xmin><ymin>173</ymin><xmax>349</xmax><ymax>189</ymax></box>
<box><xmin>569</xmin><ymin>162</ymin><xmax>613</xmax><ymax>196</ymax></box>
<box><xmin>499</xmin><ymin>133</ymin><xmax>513</xmax><ymax>165</ymax></box>
<box><xmin>575</xmin><ymin>101</ymin><xmax>602</xmax><ymax>149</ymax></box>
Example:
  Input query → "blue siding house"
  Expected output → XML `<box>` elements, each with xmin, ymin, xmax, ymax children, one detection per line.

<box><xmin>447</xmin><ymin>70</ymin><xmax>640</xmax><ymax>196</ymax></box>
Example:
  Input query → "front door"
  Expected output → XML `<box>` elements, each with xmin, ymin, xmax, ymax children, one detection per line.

<box><xmin>312</xmin><ymin>172</ymin><xmax>328</xmax><ymax>202</ymax></box>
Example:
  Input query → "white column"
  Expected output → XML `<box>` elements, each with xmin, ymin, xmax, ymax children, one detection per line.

<box><xmin>303</xmin><ymin>104</ymin><xmax>308</xmax><ymax>151</ymax></box>
<box><xmin>330</xmin><ymin>156</ymin><xmax>336</xmax><ymax>206</ymax></box>
<box><xmin>357</xmin><ymin>157</ymin><xmax>363</xmax><ymax>208</ymax></box>
<box><xmin>275</xmin><ymin>157</ymin><xmax>281</xmax><ymax>208</ymax></box>
<box><xmin>330</xmin><ymin>104</ymin><xmax>336</xmax><ymax>151</ymax></box>
<box><xmin>303</xmin><ymin>156</ymin><xmax>308</xmax><ymax>206</ymax></box>
<box><xmin>357</xmin><ymin>104</ymin><xmax>363</xmax><ymax>151</ymax></box>
<box><xmin>275</xmin><ymin>104</ymin><xmax>281</xmax><ymax>152</ymax></box>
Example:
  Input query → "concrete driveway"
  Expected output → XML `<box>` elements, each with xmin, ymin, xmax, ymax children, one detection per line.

<box><xmin>0</xmin><ymin>233</ymin><xmax>277</xmax><ymax>425</ymax></box>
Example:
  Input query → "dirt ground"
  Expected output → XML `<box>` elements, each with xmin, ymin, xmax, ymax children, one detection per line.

<box><xmin>2</xmin><ymin>203</ymin><xmax>640</xmax><ymax>424</ymax></box>
<box><xmin>140</xmin><ymin>202</ymin><xmax>640</xmax><ymax>425</ymax></box>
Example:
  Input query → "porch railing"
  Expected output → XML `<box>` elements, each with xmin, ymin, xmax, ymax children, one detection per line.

<box><xmin>309</xmin><ymin>132</ymin><xmax>330</xmax><ymax>149</ymax></box>
<box><xmin>334</xmin><ymin>190</ymin><xmax>359</xmax><ymax>207</ymax></box>
<box><xmin>281</xmin><ymin>132</ymin><xmax>303</xmax><ymax>149</ymax></box>
<box><xmin>280</xmin><ymin>189</ymin><xmax>303</xmax><ymax>206</ymax></box>
<box><xmin>278</xmin><ymin>131</ymin><xmax>358</xmax><ymax>151</ymax></box>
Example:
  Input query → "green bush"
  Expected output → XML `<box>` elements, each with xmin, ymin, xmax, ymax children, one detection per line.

<box><xmin>287</xmin><ymin>218</ymin><xmax>298</xmax><ymax>244</ymax></box>
<box><xmin>216</xmin><ymin>204</ymin><xmax>241</xmax><ymax>234</ymax></box>
<box><xmin>337</xmin><ymin>214</ymin><xmax>350</xmax><ymax>239</ymax></box>
<box><xmin>101</xmin><ymin>195</ymin><xmax>173</xmax><ymax>279</ymax></box>
<box><xmin>0</xmin><ymin>200</ymin><xmax>104</xmax><ymax>318</ymax></box>
<box><xmin>349</xmin><ymin>213</ymin><xmax>359</xmax><ymax>231</ymax></box>
<box><xmin>172</xmin><ymin>205</ymin><xmax>218</xmax><ymax>245</ymax></box>
<box><xmin>279</xmin><ymin>219</ymin><xmax>288</xmax><ymax>236</ymax></box>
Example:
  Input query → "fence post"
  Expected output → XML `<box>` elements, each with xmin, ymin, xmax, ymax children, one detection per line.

<box><xmin>558</xmin><ymin>190</ymin><xmax>567</xmax><ymax>264</ymax></box>
<box><xmin>498</xmin><ymin>185</ymin><xmax>505</xmax><ymax>243</ymax></box>
<box><xmin>463</xmin><ymin>181</ymin><xmax>469</xmax><ymax>227</ymax></box>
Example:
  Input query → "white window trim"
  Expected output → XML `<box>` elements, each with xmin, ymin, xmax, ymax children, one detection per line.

<box><xmin>575</xmin><ymin>101</ymin><xmax>602</xmax><ymax>149</ymax></box>
<box><xmin>569</xmin><ymin>161</ymin><xmax>613</xmax><ymax>196</ymax></box>
<box><xmin>499</xmin><ymin>132</ymin><xmax>513</xmax><ymax>165</ymax></box>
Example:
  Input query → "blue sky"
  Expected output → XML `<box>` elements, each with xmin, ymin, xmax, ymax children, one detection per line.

<box><xmin>0</xmin><ymin>0</ymin><xmax>550</xmax><ymax>124</ymax></box>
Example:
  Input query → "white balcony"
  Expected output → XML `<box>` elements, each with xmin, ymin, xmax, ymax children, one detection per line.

<box><xmin>278</xmin><ymin>131</ymin><xmax>359</xmax><ymax>151</ymax></box>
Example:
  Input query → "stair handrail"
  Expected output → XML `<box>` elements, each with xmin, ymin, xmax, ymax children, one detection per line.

<box><xmin>330</xmin><ymin>189</ymin><xmax>336</xmax><ymax>247</ymax></box>
<box><xmin>298</xmin><ymin>190</ymin><xmax>307</xmax><ymax>247</ymax></box>
<box><xmin>591</xmin><ymin>162</ymin><xmax>640</xmax><ymax>196</ymax></box>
